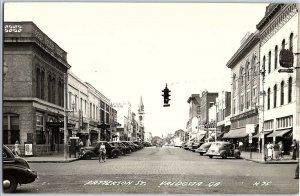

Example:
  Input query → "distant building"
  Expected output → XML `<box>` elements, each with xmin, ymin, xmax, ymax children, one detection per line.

<box><xmin>216</xmin><ymin>91</ymin><xmax>231</xmax><ymax>135</ymax></box>
<box><xmin>144</xmin><ymin>132</ymin><xmax>152</xmax><ymax>143</ymax></box>
<box><xmin>137</xmin><ymin>96</ymin><xmax>145</xmax><ymax>141</ymax></box>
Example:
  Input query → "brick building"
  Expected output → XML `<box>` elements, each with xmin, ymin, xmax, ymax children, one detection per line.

<box><xmin>3</xmin><ymin>22</ymin><xmax>70</xmax><ymax>155</ymax></box>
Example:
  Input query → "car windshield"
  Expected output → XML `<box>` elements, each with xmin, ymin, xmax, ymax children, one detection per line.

<box><xmin>209</xmin><ymin>143</ymin><xmax>222</xmax><ymax>151</ymax></box>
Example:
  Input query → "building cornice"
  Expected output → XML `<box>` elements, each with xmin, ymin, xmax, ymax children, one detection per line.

<box><xmin>226</xmin><ymin>33</ymin><xmax>260</xmax><ymax>69</ymax></box>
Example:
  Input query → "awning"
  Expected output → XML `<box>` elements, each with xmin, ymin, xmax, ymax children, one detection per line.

<box><xmin>198</xmin><ymin>134</ymin><xmax>205</xmax><ymax>141</ymax></box>
<box><xmin>222</xmin><ymin>128</ymin><xmax>248</xmax><ymax>139</ymax></box>
<box><xmin>267</xmin><ymin>129</ymin><xmax>292</xmax><ymax>138</ymax></box>
<box><xmin>253</xmin><ymin>130</ymin><xmax>272</xmax><ymax>138</ymax></box>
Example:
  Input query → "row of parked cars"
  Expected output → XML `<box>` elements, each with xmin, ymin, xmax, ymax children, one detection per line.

<box><xmin>80</xmin><ymin>141</ymin><xmax>152</xmax><ymax>160</ymax></box>
<box><xmin>181</xmin><ymin>141</ymin><xmax>241</xmax><ymax>159</ymax></box>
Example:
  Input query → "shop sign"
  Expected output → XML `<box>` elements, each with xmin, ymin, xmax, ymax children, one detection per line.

<box><xmin>279</xmin><ymin>49</ymin><xmax>294</xmax><ymax>68</ymax></box>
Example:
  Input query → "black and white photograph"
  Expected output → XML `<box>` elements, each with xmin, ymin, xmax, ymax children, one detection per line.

<box><xmin>1</xmin><ymin>1</ymin><xmax>300</xmax><ymax>194</ymax></box>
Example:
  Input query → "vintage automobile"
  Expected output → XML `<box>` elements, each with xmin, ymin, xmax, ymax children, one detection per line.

<box><xmin>80</xmin><ymin>141</ymin><xmax>121</xmax><ymax>159</ymax></box>
<box><xmin>205</xmin><ymin>141</ymin><xmax>241</xmax><ymax>159</ymax></box>
<box><xmin>195</xmin><ymin>142</ymin><xmax>211</xmax><ymax>156</ymax></box>
<box><xmin>3</xmin><ymin>145</ymin><xmax>38</xmax><ymax>193</ymax></box>
<box><xmin>109</xmin><ymin>141</ymin><xmax>131</xmax><ymax>155</ymax></box>
<box><xmin>189</xmin><ymin>141</ymin><xmax>203</xmax><ymax>151</ymax></box>
<box><xmin>183</xmin><ymin>141</ymin><xmax>193</xmax><ymax>150</ymax></box>
<box><xmin>121</xmin><ymin>141</ymin><xmax>137</xmax><ymax>152</ymax></box>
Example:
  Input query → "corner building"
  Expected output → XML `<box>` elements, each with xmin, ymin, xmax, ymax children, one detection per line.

<box><xmin>257</xmin><ymin>4</ymin><xmax>300</xmax><ymax>153</ymax></box>
<box><xmin>3</xmin><ymin>22</ymin><xmax>70</xmax><ymax>155</ymax></box>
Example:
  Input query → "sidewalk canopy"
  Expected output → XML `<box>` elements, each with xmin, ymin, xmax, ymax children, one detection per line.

<box><xmin>267</xmin><ymin>129</ymin><xmax>292</xmax><ymax>138</ymax></box>
<box><xmin>253</xmin><ymin>130</ymin><xmax>272</xmax><ymax>138</ymax></box>
<box><xmin>222</xmin><ymin>128</ymin><xmax>248</xmax><ymax>139</ymax></box>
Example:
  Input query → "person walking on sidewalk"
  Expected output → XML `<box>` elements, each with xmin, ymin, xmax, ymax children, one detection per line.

<box><xmin>278</xmin><ymin>141</ymin><xmax>284</xmax><ymax>160</ymax></box>
<box><xmin>14</xmin><ymin>140</ymin><xmax>21</xmax><ymax>156</ymax></box>
<box><xmin>98</xmin><ymin>143</ymin><xmax>106</xmax><ymax>163</ymax></box>
<box><xmin>79</xmin><ymin>139</ymin><xmax>84</xmax><ymax>157</ymax></box>
<box><xmin>267</xmin><ymin>142</ymin><xmax>273</xmax><ymax>160</ymax></box>
<box><xmin>273</xmin><ymin>142</ymin><xmax>280</xmax><ymax>160</ymax></box>
<box><xmin>291</xmin><ymin>139</ymin><xmax>298</xmax><ymax>160</ymax></box>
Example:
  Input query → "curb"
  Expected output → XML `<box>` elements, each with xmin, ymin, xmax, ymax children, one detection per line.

<box><xmin>242</xmin><ymin>157</ymin><xmax>298</xmax><ymax>164</ymax></box>
<box><xmin>26</xmin><ymin>158</ymin><xmax>80</xmax><ymax>163</ymax></box>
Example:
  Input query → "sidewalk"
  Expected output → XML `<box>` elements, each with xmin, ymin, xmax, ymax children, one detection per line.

<box><xmin>240</xmin><ymin>151</ymin><xmax>299</xmax><ymax>164</ymax></box>
<box><xmin>23</xmin><ymin>153</ymin><xmax>80</xmax><ymax>163</ymax></box>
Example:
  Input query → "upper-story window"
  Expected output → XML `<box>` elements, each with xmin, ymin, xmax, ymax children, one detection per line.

<box><xmin>282</xmin><ymin>39</ymin><xmax>286</xmax><ymax>50</ymax></box>
<box><xmin>232</xmin><ymin>74</ymin><xmax>236</xmax><ymax>92</ymax></box>
<box><xmin>3</xmin><ymin>114</ymin><xmax>20</xmax><ymax>144</ymax></box>
<box><xmin>288</xmin><ymin>77</ymin><xmax>292</xmax><ymax>103</ymax></box>
<box><xmin>267</xmin><ymin>88</ymin><xmax>270</xmax><ymax>110</ymax></box>
<box><xmin>262</xmin><ymin>56</ymin><xmax>266</xmax><ymax>73</ymax></box>
<box><xmin>240</xmin><ymin>67</ymin><xmax>244</xmax><ymax>86</ymax></box>
<box><xmin>289</xmin><ymin>33</ymin><xmax>293</xmax><ymax>52</ymax></box>
<box><xmin>274</xmin><ymin>45</ymin><xmax>278</xmax><ymax>70</ymax></box>
<box><xmin>281</xmin><ymin>81</ymin><xmax>284</xmax><ymax>105</ymax></box>
<box><xmin>268</xmin><ymin>51</ymin><xmax>271</xmax><ymax>74</ymax></box>
<box><xmin>36</xmin><ymin>68</ymin><xmax>40</xmax><ymax>99</ymax></box>
<box><xmin>273</xmin><ymin>84</ymin><xmax>277</xmax><ymax>108</ymax></box>
<box><xmin>246</xmin><ymin>62</ymin><xmax>250</xmax><ymax>82</ymax></box>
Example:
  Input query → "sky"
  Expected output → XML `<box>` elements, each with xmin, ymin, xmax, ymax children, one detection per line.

<box><xmin>4</xmin><ymin>2</ymin><xmax>268</xmax><ymax>137</ymax></box>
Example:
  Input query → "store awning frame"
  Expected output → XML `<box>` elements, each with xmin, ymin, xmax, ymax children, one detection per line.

<box><xmin>222</xmin><ymin>127</ymin><xmax>248</xmax><ymax>139</ymax></box>
<box><xmin>267</xmin><ymin>128</ymin><xmax>292</xmax><ymax>138</ymax></box>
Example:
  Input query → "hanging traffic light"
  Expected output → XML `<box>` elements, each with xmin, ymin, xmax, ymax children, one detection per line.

<box><xmin>162</xmin><ymin>84</ymin><xmax>171</xmax><ymax>107</ymax></box>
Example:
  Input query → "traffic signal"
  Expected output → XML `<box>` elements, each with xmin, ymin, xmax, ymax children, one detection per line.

<box><xmin>162</xmin><ymin>84</ymin><xmax>171</xmax><ymax>107</ymax></box>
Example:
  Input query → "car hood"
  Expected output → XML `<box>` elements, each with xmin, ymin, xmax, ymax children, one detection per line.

<box><xmin>84</xmin><ymin>146</ymin><xmax>95</xmax><ymax>151</ymax></box>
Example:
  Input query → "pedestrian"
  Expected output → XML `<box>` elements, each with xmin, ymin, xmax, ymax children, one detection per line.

<box><xmin>79</xmin><ymin>139</ymin><xmax>84</xmax><ymax>157</ymax></box>
<box><xmin>239</xmin><ymin>141</ymin><xmax>243</xmax><ymax>151</ymax></box>
<box><xmin>98</xmin><ymin>142</ymin><xmax>106</xmax><ymax>163</ymax></box>
<box><xmin>273</xmin><ymin>142</ymin><xmax>280</xmax><ymax>160</ymax></box>
<box><xmin>278</xmin><ymin>141</ymin><xmax>284</xmax><ymax>160</ymax></box>
<box><xmin>291</xmin><ymin>139</ymin><xmax>298</xmax><ymax>160</ymax></box>
<box><xmin>266</xmin><ymin>142</ymin><xmax>273</xmax><ymax>160</ymax></box>
<box><xmin>14</xmin><ymin>140</ymin><xmax>21</xmax><ymax>156</ymax></box>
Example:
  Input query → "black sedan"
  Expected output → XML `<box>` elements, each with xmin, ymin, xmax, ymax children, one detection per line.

<box><xmin>80</xmin><ymin>141</ymin><xmax>121</xmax><ymax>160</ymax></box>
<box><xmin>3</xmin><ymin>145</ymin><xmax>38</xmax><ymax>193</ymax></box>
<box><xmin>109</xmin><ymin>141</ymin><xmax>131</xmax><ymax>155</ymax></box>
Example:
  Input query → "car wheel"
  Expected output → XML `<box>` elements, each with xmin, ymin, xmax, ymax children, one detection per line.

<box><xmin>85</xmin><ymin>154</ymin><xmax>92</xmax><ymax>160</ymax></box>
<box><xmin>3</xmin><ymin>174</ymin><xmax>18</xmax><ymax>193</ymax></box>
<box><xmin>222</xmin><ymin>154</ymin><xmax>227</xmax><ymax>159</ymax></box>
<box><xmin>112</xmin><ymin>151</ymin><xmax>118</xmax><ymax>158</ymax></box>
<box><xmin>209</xmin><ymin>156</ymin><xmax>213</xmax><ymax>159</ymax></box>
<box><xmin>235</xmin><ymin>154</ymin><xmax>240</xmax><ymax>159</ymax></box>
<box><xmin>199</xmin><ymin>152</ymin><xmax>203</xmax><ymax>156</ymax></box>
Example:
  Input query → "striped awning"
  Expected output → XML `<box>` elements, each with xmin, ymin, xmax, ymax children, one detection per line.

<box><xmin>222</xmin><ymin>128</ymin><xmax>248</xmax><ymax>139</ymax></box>
<box><xmin>267</xmin><ymin>129</ymin><xmax>292</xmax><ymax>138</ymax></box>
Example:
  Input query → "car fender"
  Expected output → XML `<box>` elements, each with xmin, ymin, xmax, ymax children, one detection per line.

<box><xmin>84</xmin><ymin>150</ymin><xmax>97</xmax><ymax>157</ymax></box>
<box><xmin>234</xmin><ymin>149</ymin><xmax>241</xmax><ymax>156</ymax></box>
<box><xmin>4</xmin><ymin>166</ymin><xmax>37</xmax><ymax>184</ymax></box>
<box><xmin>219</xmin><ymin>150</ymin><xmax>226</xmax><ymax>156</ymax></box>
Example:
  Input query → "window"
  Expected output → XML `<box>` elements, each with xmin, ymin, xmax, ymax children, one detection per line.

<box><xmin>80</xmin><ymin>98</ymin><xmax>83</xmax><ymax>111</ymax></box>
<box><xmin>232</xmin><ymin>74</ymin><xmax>236</xmax><ymax>92</ymax></box>
<box><xmin>267</xmin><ymin>88</ymin><xmax>270</xmax><ymax>110</ymax></box>
<box><xmin>85</xmin><ymin>100</ymin><xmax>87</xmax><ymax>115</ymax></box>
<box><xmin>36</xmin><ymin>68</ymin><xmax>40</xmax><ymax>98</ymax></box>
<box><xmin>274</xmin><ymin>45</ymin><xmax>278</xmax><ymax>70</ymax></box>
<box><xmin>52</xmin><ymin>77</ymin><xmax>56</xmax><ymax>104</ymax></box>
<box><xmin>281</xmin><ymin>81</ymin><xmax>284</xmax><ymax>105</ymax></box>
<box><xmin>276</xmin><ymin>116</ymin><xmax>293</xmax><ymax>129</ymax></box>
<box><xmin>268</xmin><ymin>51</ymin><xmax>271</xmax><ymax>74</ymax></box>
<box><xmin>100</xmin><ymin>109</ymin><xmax>105</xmax><ymax>122</ymax></box>
<box><xmin>106</xmin><ymin>112</ymin><xmax>110</xmax><ymax>124</ymax></box>
<box><xmin>264</xmin><ymin>120</ymin><xmax>274</xmax><ymax>131</ymax></box>
<box><xmin>246</xmin><ymin>91</ymin><xmax>250</xmax><ymax>109</ymax></box>
<box><xmin>58</xmin><ymin>81</ymin><xmax>62</xmax><ymax>106</ymax></box>
<box><xmin>3</xmin><ymin>114</ymin><xmax>20</xmax><ymax>145</ymax></box>
<box><xmin>282</xmin><ymin>39</ymin><xmax>286</xmax><ymax>50</ymax></box>
<box><xmin>288</xmin><ymin>77</ymin><xmax>292</xmax><ymax>103</ymax></box>
<box><xmin>74</xmin><ymin>95</ymin><xmax>78</xmax><ymax>111</ymax></box>
<box><xmin>273</xmin><ymin>85</ymin><xmax>277</xmax><ymax>108</ymax></box>
<box><xmin>197</xmin><ymin>106</ymin><xmax>200</xmax><ymax>114</ymax></box>
<box><xmin>240</xmin><ymin>95</ymin><xmax>244</xmax><ymax>111</ymax></box>
<box><xmin>69</xmin><ymin>92</ymin><xmax>72</xmax><ymax>109</ymax></box>
<box><xmin>240</xmin><ymin>68</ymin><xmax>244</xmax><ymax>86</ymax></box>
<box><xmin>48</xmin><ymin>75</ymin><xmax>52</xmax><ymax>102</ymax></box>
<box><xmin>36</xmin><ymin>115</ymin><xmax>46</xmax><ymax>144</ymax></box>
<box><xmin>41</xmin><ymin>71</ymin><xmax>45</xmax><ymax>100</ymax></box>
<box><xmin>233</xmin><ymin>99</ymin><xmax>236</xmax><ymax>114</ymax></box>
<box><xmin>90</xmin><ymin>103</ymin><xmax>92</xmax><ymax>118</ymax></box>
<box><xmin>289</xmin><ymin>33</ymin><xmax>293</xmax><ymax>52</ymax></box>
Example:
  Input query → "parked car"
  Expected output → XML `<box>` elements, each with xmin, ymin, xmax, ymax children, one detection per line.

<box><xmin>133</xmin><ymin>141</ymin><xmax>144</xmax><ymax>149</ymax></box>
<box><xmin>142</xmin><ymin>141</ymin><xmax>152</xmax><ymax>147</ymax></box>
<box><xmin>195</xmin><ymin>142</ymin><xmax>212</xmax><ymax>156</ymax></box>
<box><xmin>109</xmin><ymin>142</ymin><xmax>130</xmax><ymax>155</ymax></box>
<box><xmin>181</xmin><ymin>141</ymin><xmax>187</xmax><ymax>148</ymax></box>
<box><xmin>205</xmin><ymin>141</ymin><xmax>241</xmax><ymax>159</ymax></box>
<box><xmin>80</xmin><ymin>141</ymin><xmax>121</xmax><ymax>159</ymax></box>
<box><xmin>3</xmin><ymin>145</ymin><xmax>38</xmax><ymax>193</ymax></box>
<box><xmin>189</xmin><ymin>141</ymin><xmax>203</xmax><ymax>151</ymax></box>
<box><xmin>184</xmin><ymin>141</ymin><xmax>194</xmax><ymax>150</ymax></box>
<box><xmin>121</xmin><ymin>141</ymin><xmax>137</xmax><ymax>152</ymax></box>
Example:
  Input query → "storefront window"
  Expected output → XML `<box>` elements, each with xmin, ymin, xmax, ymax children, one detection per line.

<box><xmin>3</xmin><ymin>114</ymin><xmax>20</xmax><ymax>144</ymax></box>
<box><xmin>36</xmin><ymin>115</ymin><xmax>46</xmax><ymax>144</ymax></box>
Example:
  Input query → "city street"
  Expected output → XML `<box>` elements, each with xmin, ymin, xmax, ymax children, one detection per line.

<box><xmin>15</xmin><ymin>146</ymin><xmax>298</xmax><ymax>194</ymax></box>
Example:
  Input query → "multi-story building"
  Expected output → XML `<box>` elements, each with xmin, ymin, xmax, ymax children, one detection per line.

<box><xmin>256</xmin><ymin>3</ymin><xmax>299</xmax><ymax>153</ymax></box>
<box><xmin>225</xmin><ymin>31</ymin><xmax>260</xmax><ymax>150</ymax></box>
<box><xmin>67</xmin><ymin>71</ymin><xmax>89</xmax><ymax>145</ymax></box>
<box><xmin>216</xmin><ymin>91</ymin><xmax>231</xmax><ymax>136</ymax></box>
<box><xmin>144</xmin><ymin>132</ymin><xmax>152</xmax><ymax>143</ymax></box>
<box><xmin>186</xmin><ymin>94</ymin><xmax>201</xmax><ymax>140</ymax></box>
<box><xmin>114</xmin><ymin>101</ymin><xmax>132</xmax><ymax>141</ymax></box>
<box><xmin>3</xmin><ymin>22</ymin><xmax>70</xmax><ymax>155</ymax></box>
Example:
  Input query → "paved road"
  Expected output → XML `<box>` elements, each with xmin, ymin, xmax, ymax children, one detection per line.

<box><xmin>14</xmin><ymin>146</ymin><xmax>299</xmax><ymax>194</ymax></box>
